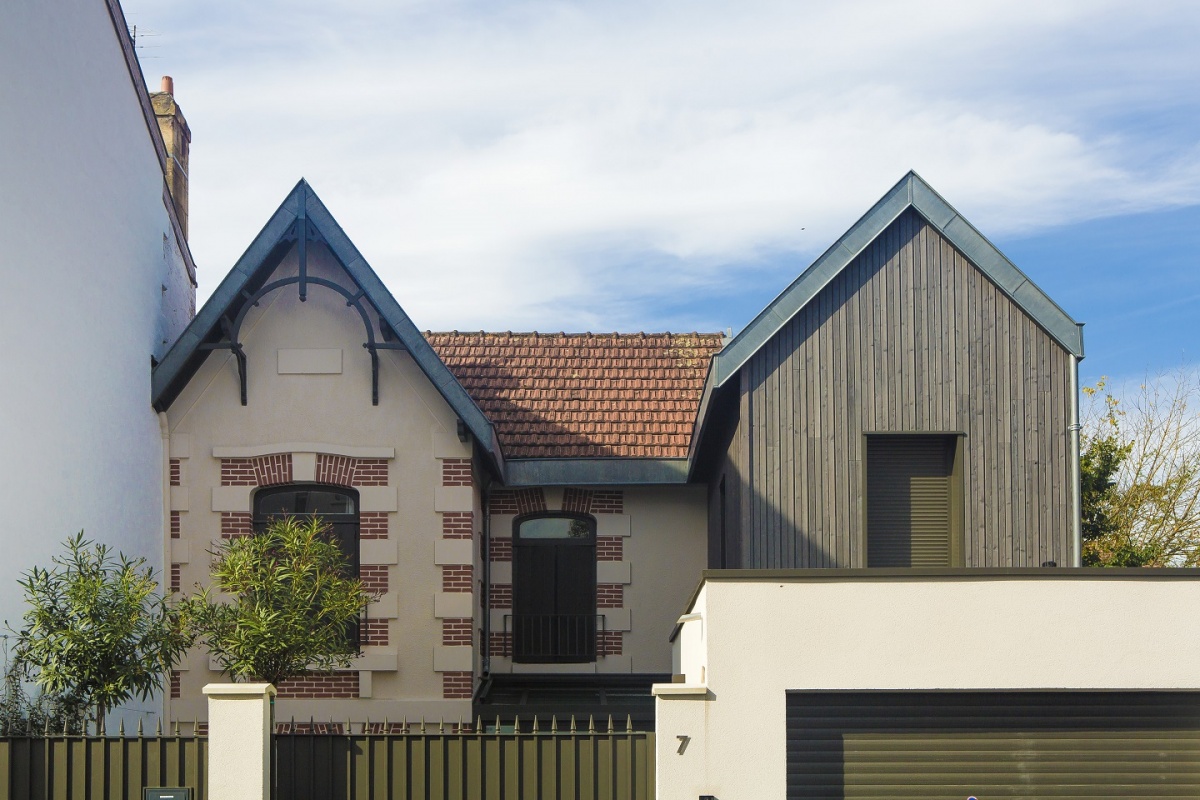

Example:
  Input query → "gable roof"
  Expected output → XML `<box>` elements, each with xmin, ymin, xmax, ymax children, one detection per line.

<box><xmin>427</xmin><ymin>331</ymin><xmax>725</xmax><ymax>459</ymax></box>
<box><xmin>711</xmin><ymin>171</ymin><xmax>1085</xmax><ymax>389</ymax></box>
<box><xmin>151</xmin><ymin>180</ymin><xmax>505</xmax><ymax>477</ymax></box>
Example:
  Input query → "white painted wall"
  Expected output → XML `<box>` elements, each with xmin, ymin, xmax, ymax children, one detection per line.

<box><xmin>655</xmin><ymin>572</ymin><xmax>1200</xmax><ymax>800</ymax></box>
<box><xmin>0</xmin><ymin>0</ymin><xmax>192</xmax><ymax>720</ymax></box>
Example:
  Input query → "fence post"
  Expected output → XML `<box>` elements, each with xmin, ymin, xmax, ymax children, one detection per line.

<box><xmin>203</xmin><ymin>683</ymin><xmax>276</xmax><ymax>800</ymax></box>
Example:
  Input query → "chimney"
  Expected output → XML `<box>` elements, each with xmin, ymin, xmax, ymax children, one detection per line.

<box><xmin>149</xmin><ymin>75</ymin><xmax>191</xmax><ymax>239</ymax></box>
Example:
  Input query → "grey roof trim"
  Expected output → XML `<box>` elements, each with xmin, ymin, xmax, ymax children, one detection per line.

<box><xmin>504</xmin><ymin>458</ymin><xmax>690</xmax><ymax>487</ymax></box>
<box><xmin>151</xmin><ymin>180</ymin><xmax>504</xmax><ymax>478</ymax></box>
<box><xmin>713</xmin><ymin>171</ymin><xmax>1084</xmax><ymax>388</ymax></box>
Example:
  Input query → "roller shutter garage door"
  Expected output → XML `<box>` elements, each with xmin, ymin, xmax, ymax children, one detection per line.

<box><xmin>787</xmin><ymin>691</ymin><xmax>1200</xmax><ymax>799</ymax></box>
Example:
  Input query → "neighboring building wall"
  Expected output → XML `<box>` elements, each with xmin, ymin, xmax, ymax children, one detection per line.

<box><xmin>721</xmin><ymin>209</ymin><xmax>1074</xmax><ymax>569</ymax></box>
<box><xmin>166</xmin><ymin>245</ymin><xmax>475</xmax><ymax>724</ymax></box>
<box><xmin>487</xmin><ymin>484</ymin><xmax>706</xmax><ymax>675</ymax></box>
<box><xmin>0</xmin><ymin>0</ymin><xmax>194</xmax><ymax>706</ymax></box>
<box><xmin>655</xmin><ymin>571</ymin><xmax>1200</xmax><ymax>800</ymax></box>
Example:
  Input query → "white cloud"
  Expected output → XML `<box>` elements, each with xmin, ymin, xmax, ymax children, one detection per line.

<box><xmin>124</xmin><ymin>0</ymin><xmax>1200</xmax><ymax>331</ymax></box>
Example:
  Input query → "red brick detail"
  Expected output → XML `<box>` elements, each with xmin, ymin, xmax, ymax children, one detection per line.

<box><xmin>597</xmin><ymin>583</ymin><xmax>624</xmax><ymax>608</ymax></box>
<box><xmin>442</xmin><ymin>672</ymin><xmax>473</xmax><ymax>700</ymax></box>
<box><xmin>221</xmin><ymin>512</ymin><xmax>253</xmax><ymax>538</ymax></box>
<box><xmin>562</xmin><ymin>488</ymin><xmax>592</xmax><ymax>513</ymax></box>
<box><xmin>170</xmin><ymin>511</ymin><xmax>180</xmax><ymax>538</ymax></box>
<box><xmin>169</xmin><ymin>459</ymin><xmax>181</xmax><ymax>487</ymax></box>
<box><xmin>360</xmin><ymin>512</ymin><xmax>388</xmax><ymax>540</ymax></box>
<box><xmin>489</xmin><ymin>631</ymin><xmax>511</xmax><ymax>657</ymax></box>
<box><xmin>597</xmin><ymin>631</ymin><xmax>623</xmax><ymax>656</ymax></box>
<box><xmin>489</xmin><ymin>489</ymin><xmax>546</xmax><ymax>516</ymax></box>
<box><xmin>220</xmin><ymin>455</ymin><xmax>292</xmax><ymax>486</ymax></box>
<box><xmin>195</xmin><ymin>722</ymin><xmax>208</xmax><ymax>736</ymax></box>
<box><xmin>591</xmin><ymin>490</ymin><xmax>623</xmax><ymax>514</ymax></box>
<box><xmin>170</xmin><ymin>670</ymin><xmax>181</xmax><ymax>699</ymax></box>
<box><xmin>489</xmin><ymin>538</ymin><xmax>512</xmax><ymax>562</ymax></box>
<box><xmin>442</xmin><ymin>511</ymin><xmax>473</xmax><ymax>539</ymax></box>
<box><xmin>360</xmin><ymin>619</ymin><xmax>389</xmax><ymax>647</ymax></box>
<box><xmin>597</xmin><ymin>536</ymin><xmax>623</xmax><ymax>561</ymax></box>
<box><xmin>489</xmin><ymin>583</ymin><xmax>512</xmax><ymax>609</ymax></box>
<box><xmin>315</xmin><ymin>455</ymin><xmax>389</xmax><ymax>487</ymax></box>
<box><xmin>441</xmin><ymin>458</ymin><xmax>473</xmax><ymax>487</ymax></box>
<box><xmin>170</xmin><ymin>564</ymin><xmax>181</xmax><ymax>593</ymax></box>
<box><xmin>275</xmin><ymin>673</ymin><xmax>359</xmax><ymax>699</ymax></box>
<box><xmin>360</xmin><ymin>565</ymin><xmax>388</xmax><ymax>595</ymax></box>
<box><xmin>442</xmin><ymin>618</ymin><xmax>473</xmax><ymax>647</ymax></box>
<box><xmin>442</xmin><ymin>565</ymin><xmax>472</xmax><ymax>592</ymax></box>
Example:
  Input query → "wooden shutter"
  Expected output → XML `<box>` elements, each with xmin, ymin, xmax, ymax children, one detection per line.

<box><xmin>866</xmin><ymin>436</ymin><xmax>955</xmax><ymax>567</ymax></box>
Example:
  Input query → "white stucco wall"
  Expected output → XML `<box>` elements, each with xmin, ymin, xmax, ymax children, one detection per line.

<box><xmin>0</xmin><ymin>0</ymin><xmax>192</xmax><ymax>720</ymax></box>
<box><xmin>655</xmin><ymin>572</ymin><xmax>1200</xmax><ymax>800</ymax></box>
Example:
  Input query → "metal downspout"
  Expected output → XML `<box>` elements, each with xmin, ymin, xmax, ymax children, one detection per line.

<box><xmin>1069</xmin><ymin>353</ymin><xmax>1083</xmax><ymax>567</ymax></box>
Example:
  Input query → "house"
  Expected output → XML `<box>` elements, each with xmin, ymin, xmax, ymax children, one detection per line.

<box><xmin>0</xmin><ymin>0</ymin><xmax>195</xmax><ymax>702</ymax></box>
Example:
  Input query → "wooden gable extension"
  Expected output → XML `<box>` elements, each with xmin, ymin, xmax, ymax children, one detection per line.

<box><xmin>696</xmin><ymin>174</ymin><xmax>1084</xmax><ymax>570</ymax></box>
<box><xmin>151</xmin><ymin>179</ymin><xmax>504</xmax><ymax>478</ymax></box>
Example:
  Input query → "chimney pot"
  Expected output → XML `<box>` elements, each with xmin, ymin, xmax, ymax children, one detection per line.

<box><xmin>161</xmin><ymin>75</ymin><xmax>174</xmax><ymax>94</ymax></box>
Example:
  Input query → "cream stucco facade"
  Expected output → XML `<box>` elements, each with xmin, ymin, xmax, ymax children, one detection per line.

<box><xmin>654</xmin><ymin>571</ymin><xmax>1200</xmax><ymax>800</ymax></box>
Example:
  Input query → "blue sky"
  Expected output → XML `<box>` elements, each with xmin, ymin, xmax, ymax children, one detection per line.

<box><xmin>126</xmin><ymin>0</ymin><xmax>1199</xmax><ymax>385</ymax></box>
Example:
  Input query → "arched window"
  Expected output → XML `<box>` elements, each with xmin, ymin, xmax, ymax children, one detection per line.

<box><xmin>511</xmin><ymin>513</ymin><xmax>596</xmax><ymax>663</ymax></box>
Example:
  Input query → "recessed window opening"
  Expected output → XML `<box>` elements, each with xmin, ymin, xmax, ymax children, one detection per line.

<box><xmin>511</xmin><ymin>512</ymin><xmax>597</xmax><ymax>664</ymax></box>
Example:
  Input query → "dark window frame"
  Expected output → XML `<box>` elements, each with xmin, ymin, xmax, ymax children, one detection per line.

<box><xmin>510</xmin><ymin>512</ymin><xmax>598</xmax><ymax>664</ymax></box>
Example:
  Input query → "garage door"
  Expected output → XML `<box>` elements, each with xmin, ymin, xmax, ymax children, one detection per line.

<box><xmin>787</xmin><ymin>691</ymin><xmax>1200</xmax><ymax>799</ymax></box>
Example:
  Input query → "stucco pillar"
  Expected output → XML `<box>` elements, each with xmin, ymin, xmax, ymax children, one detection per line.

<box><xmin>203</xmin><ymin>683</ymin><xmax>276</xmax><ymax>800</ymax></box>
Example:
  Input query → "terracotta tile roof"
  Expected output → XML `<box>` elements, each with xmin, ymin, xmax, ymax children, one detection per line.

<box><xmin>425</xmin><ymin>332</ymin><xmax>726</xmax><ymax>459</ymax></box>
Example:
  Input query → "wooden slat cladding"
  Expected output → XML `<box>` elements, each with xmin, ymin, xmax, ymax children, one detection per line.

<box><xmin>735</xmin><ymin>209</ymin><xmax>1072</xmax><ymax>568</ymax></box>
<box><xmin>786</xmin><ymin>691</ymin><xmax>1200</xmax><ymax>799</ymax></box>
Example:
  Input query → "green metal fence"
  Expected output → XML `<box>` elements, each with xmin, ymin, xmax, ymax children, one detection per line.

<box><xmin>0</xmin><ymin>731</ymin><xmax>207</xmax><ymax>800</ymax></box>
<box><xmin>274</xmin><ymin>719</ymin><xmax>656</xmax><ymax>800</ymax></box>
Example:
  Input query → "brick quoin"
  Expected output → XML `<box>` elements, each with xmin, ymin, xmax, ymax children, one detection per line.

<box><xmin>489</xmin><ymin>583</ymin><xmax>512</xmax><ymax>609</ymax></box>
<box><xmin>442</xmin><ymin>672</ymin><xmax>473</xmax><ymax>700</ymax></box>
<box><xmin>488</xmin><ymin>632</ymin><xmax>511</xmax><ymax>657</ymax></box>
<box><xmin>360</xmin><ymin>565</ymin><xmax>388</xmax><ymax>595</ymax></box>
<box><xmin>170</xmin><ymin>564</ymin><xmax>181</xmax><ymax>593</ymax></box>
<box><xmin>170</xmin><ymin>670</ymin><xmax>181</xmax><ymax>699</ymax></box>
<box><xmin>441</xmin><ymin>458</ymin><xmax>473</xmax><ymax>487</ymax></box>
<box><xmin>597</xmin><ymin>631</ymin><xmax>623</xmax><ymax>657</ymax></box>
<box><xmin>170</xmin><ymin>511</ymin><xmax>180</xmax><ymax>538</ymax></box>
<box><xmin>596</xmin><ymin>584</ymin><xmax>623</xmax><ymax>608</ymax></box>
<box><xmin>442</xmin><ymin>565</ymin><xmax>472</xmax><ymax>592</ymax></box>
<box><xmin>275</xmin><ymin>673</ymin><xmax>359</xmax><ymax>699</ymax></box>
<box><xmin>195</xmin><ymin>722</ymin><xmax>209</xmax><ymax>736</ymax></box>
<box><xmin>489</xmin><ymin>538</ymin><xmax>512</xmax><ymax>562</ymax></box>
<box><xmin>169</xmin><ymin>459</ymin><xmax>181</xmax><ymax>487</ymax></box>
<box><xmin>220</xmin><ymin>459</ymin><xmax>258</xmax><ymax>486</ymax></box>
<box><xmin>221</xmin><ymin>512</ymin><xmax>253</xmax><ymax>538</ymax></box>
<box><xmin>316</xmin><ymin>455</ymin><xmax>388</xmax><ymax>487</ymax></box>
<box><xmin>597</xmin><ymin>537</ymin><xmax>623</xmax><ymax>561</ymax></box>
<box><xmin>591</xmin><ymin>490</ymin><xmax>623</xmax><ymax>514</ymax></box>
<box><xmin>360</xmin><ymin>619</ymin><xmax>389</xmax><ymax>647</ymax></box>
<box><xmin>359</xmin><ymin>512</ymin><xmax>388</xmax><ymax>539</ymax></box>
<box><xmin>442</xmin><ymin>618</ymin><xmax>473</xmax><ymax>646</ymax></box>
<box><xmin>441</xmin><ymin>511</ymin><xmax>473</xmax><ymax>539</ymax></box>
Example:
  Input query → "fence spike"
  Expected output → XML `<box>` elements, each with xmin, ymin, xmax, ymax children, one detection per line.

<box><xmin>587</xmin><ymin>715</ymin><xmax>595</xmax><ymax>733</ymax></box>
<box><xmin>551</xmin><ymin>715</ymin><xmax>558</xmax><ymax>734</ymax></box>
<box><xmin>420</xmin><ymin>717</ymin><xmax>427</xmax><ymax>734</ymax></box>
<box><xmin>513</xmin><ymin>714</ymin><xmax>520</xmax><ymax>734</ymax></box>
<box><xmin>309</xmin><ymin>715</ymin><xmax>315</xmax><ymax>734</ymax></box>
<box><xmin>402</xmin><ymin>716</ymin><xmax>408</xmax><ymax>734</ymax></box>
<box><xmin>625</xmin><ymin>714</ymin><xmax>633</xmax><ymax>733</ymax></box>
<box><xmin>532</xmin><ymin>715</ymin><xmax>539</xmax><ymax>733</ymax></box>
<box><xmin>156</xmin><ymin>718</ymin><xmax>162</xmax><ymax>736</ymax></box>
<box><xmin>290</xmin><ymin>715</ymin><xmax>296</xmax><ymax>733</ymax></box>
<box><xmin>476</xmin><ymin>716</ymin><xmax>484</xmax><ymax>735</ymax></box>
<box><xmin>383</xmin><ymin>716</ymin><xmax>389</xmax><ymax>734</ymax></box>
<box><xmin>457</xmin><ymin>716</ymin><xmax>464</xmax><ymax>734</ymax></box>
<box><xmin>569</xmin><ymin>715</ymin><xmax>577</xmax><ymax>733</ymax></box>
<box><xmin>43</xmin><ymin>716</ymin><xmax>49</xmax><ymax>736</ymax></box>
<box><xmin>138</xmin><ymin>718</ymin><xmax>144</xmax><ymax>736</ymax></box>
<box><xmin>438</xmin><ymin>718</ymin><xmax>445</xmax><ymax>734</ymax></box>
<box><xmin>347</xmin><ymin>717</ymin><xmax>352</xmax><ymax>735</ymax></box>
<box><xmin>119</xmin><ymin>718</ymin><xmax>125</xmax><ymax>736</ymax></box>
<box><xmin>494</xmin><ymin>715</ymin><xmax>501</xmax><ymax>736</ymax></box>
<box><xmin>173</xmin><ymin>719</ymin><xmax>180</xmax><ymax>736</ymax></box>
